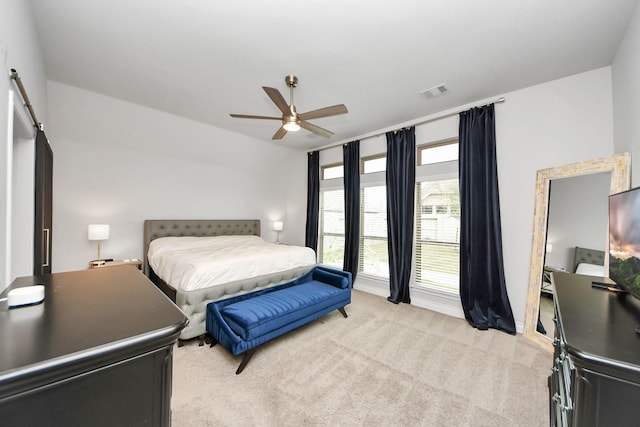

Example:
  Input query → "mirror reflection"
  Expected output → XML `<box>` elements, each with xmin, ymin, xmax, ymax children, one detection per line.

<box><xmin>537</xmin><ymin>172</ymin><xmax>610</xmax><ymax>338</ymax></box>
<box><xmin>524</xmin><ymin>153</ymin><xmax>631</xmax><ymax>350</ymax></box>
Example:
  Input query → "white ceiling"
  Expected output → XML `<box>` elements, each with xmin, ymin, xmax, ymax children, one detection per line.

<box><xmin>28</xmin><ymin>0</ymin><xmax>639</xmax><ymax>151</ymax></box>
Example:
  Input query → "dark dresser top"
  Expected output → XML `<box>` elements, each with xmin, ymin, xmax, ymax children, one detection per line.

<box><xmin>553</xmin><ymin>270</ymin><xmax>640</xmax><ymax>375</ymax></box>
<box><xmin>0</xmin><ymin>267</ymin><xmax>187</xmax><ymax>393</ymax></box>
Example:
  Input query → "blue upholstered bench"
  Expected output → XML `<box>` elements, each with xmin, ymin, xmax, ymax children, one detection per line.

<box><xmin>206</xmin><ymin>266</ymin><xmax>351</xmax><ymax>374</ymax></box>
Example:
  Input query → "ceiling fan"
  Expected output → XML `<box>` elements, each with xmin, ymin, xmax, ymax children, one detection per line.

<box><xmin>230</xmin><ymin>75</ymin><xmax>348</xmax><ymax>140</ymax></box>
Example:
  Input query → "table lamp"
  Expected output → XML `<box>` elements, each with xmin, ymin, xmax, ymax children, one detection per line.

<box><xmin>88</xmin><ymin>224</ymin><xmax>110</xmax><ymax>261</ymax></box>
<box><xmin>272</xmin><ymin>221</ymin><xmax>283</xmax><ymax>243</ymax></box>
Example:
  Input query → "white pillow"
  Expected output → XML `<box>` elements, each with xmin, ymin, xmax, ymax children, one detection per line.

<box><xmin>575</xmin><ymin>263</ymin><xmax>605</xmax><ymax>276</ymax></box>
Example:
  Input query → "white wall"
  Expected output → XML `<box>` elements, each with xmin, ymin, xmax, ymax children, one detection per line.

<box><xmin>283</xmin><ymin>151</ymin><xmax>308</xmax><ymax>248</ymax></box>
<box><xmin>47</xmin><ymin>81</ymin><xmax>307</xmax><ymax>273</ymax></box>
<box><xmin>10</xmin><ymin>104</ymin><xmax>36</xmax><ymax>280</ymax></box>
<box><xmin>0</xmin><ymin>0</ymin><xmax>48</xmax><ymax>291</ymax></box>
<box><xmin>496</xmin><ymin>67</ymin><xmax>614</xmax><ymax>330</ymax></box>
<box><xmin>613</xmin><ymin>1</ymin><xmax>640</xmax><ymax>185</ymax></box>
<box><xmin>323</xmin><ymin>67</ymin><xmax>616</xmax><ymax>331</ymax></box>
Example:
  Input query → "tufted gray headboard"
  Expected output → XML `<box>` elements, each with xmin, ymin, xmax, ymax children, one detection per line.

<box><xmin>572</xmin><ymin>246</ymin><xmax>605</xmax><ymax>273</ymax></box>
<box><xmin>143</xmin><ymin>219</ymin><xmax>261</xmax><ymax>275</ymax></box>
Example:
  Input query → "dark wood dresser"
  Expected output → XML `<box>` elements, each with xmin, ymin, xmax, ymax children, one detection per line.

<box><xmin>550</xmin><ymin>271</ymin><xmax>640</xmax><ymax>426</ymax></box>
<box><xmin>0</xmin><ymin>267</ymin><xmax>187</xmax><ymax>426</ymax></box>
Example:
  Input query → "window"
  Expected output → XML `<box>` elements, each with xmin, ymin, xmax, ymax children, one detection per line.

<box><xmin>418</xmin><ymin>141</ymin><xmax>458</xmax><ymax>165</ymax></box>
<box><xmin>359</xmin><ymin>185</ymin><xmax>389</xmax><ymax>278</ymax></box>
<box><xmin>322</xmin><ymin>163</ymin><xmax>343</xmax><ymax>180</ymax></box>
<box><xmin>415</xmin><ymin>179</ymin><xmax>460</xmax><ymax>291</ymax></box>
<box><xmin>362</xmin><ymin>155</ymin><xmax>386</xmax><ymax>174</ymax></box>
<box><xmin>318</xmin><ymin>139</ymin><xmax>459</xmax><ymax>290</ymax></box>
<box><xmin>318</xmin><ymin>189</ymin><xmax>344</xmax><ymax>268</ymax></box>
<box><xmin>415</xmin><ymin>140</ymin><xmax>460</xmax><ymax>293</ymax></box>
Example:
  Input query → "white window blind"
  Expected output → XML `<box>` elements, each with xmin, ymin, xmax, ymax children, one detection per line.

<box><xmin>359</xmin><ymin>185</ymin><xmax>389</xmax><ymax>278</ymax></box>
<box><xmin>415</xmin><ymin>178</ymin><xmax>460</xmax><ymax>292</ymax></box>
<box><xmin>319</xmin><ymin>189</ymin><xmax>344</xmax><ymax>268</ymax></box>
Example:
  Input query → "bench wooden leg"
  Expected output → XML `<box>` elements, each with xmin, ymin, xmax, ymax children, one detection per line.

<box><xmin>177</xmin><ymin>339</ymin><xmax>185</xmax><ymax>348</ymax></box>
<box><xmin>236</xmin><ymin>348</ymin><xmax>257</xmax><ymax>375</ymax></box>
<box><xmin>338</xmin><ymin>307</ymin><xmax>348</xmax><ymax>318</ymax></box>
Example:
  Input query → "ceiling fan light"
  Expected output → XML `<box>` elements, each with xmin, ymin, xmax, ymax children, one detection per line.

<box><xmin>283</xmin><ymin>120</ymin><xmax>300</xmax><ymax>132</ymax></box>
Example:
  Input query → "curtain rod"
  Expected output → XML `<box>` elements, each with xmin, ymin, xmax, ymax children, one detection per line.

<box><xmin>311</xmin><ymin>96</ymin><xmax>505</xmax><ymax>153</ymax></box>
<box><xmin>10</xmin><ymin>68</ymin><xmax>41</xmax><ymax>130</ymax></box>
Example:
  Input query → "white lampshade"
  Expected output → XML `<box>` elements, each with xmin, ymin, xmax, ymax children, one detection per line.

<box><xmin>272</xmin><ymin>221</ymin><xmax>284</xmax><ymax>232</ymax></box>
<box><xmin>88</xmin><ymin>224</ymin><xmax>110</xmax><ymax>241</ymax></box>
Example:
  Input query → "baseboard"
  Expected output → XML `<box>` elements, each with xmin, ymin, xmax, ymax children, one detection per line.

<box><xmin>410</xmin><ymin>292</ymin><xmax>464</xmax><ymax>319</ymax></box>
<box><xmin>354</xmin><ymin>276</ymin><xmax>465</xmax><ymax>320</ymax></box>
<box><xmin>514</xmin><ymin>321</ymin><xmax>524</xmax><ymax>334</ymax></box>
<box><xmin>353</xmin><ymin>276</ymin><xmax>525</xmax><ymax>333</ymax></box>
<box><xmin>353</xmin><ymin>280</ymin><xmax>388</xmax><ymax>298</ymax></box>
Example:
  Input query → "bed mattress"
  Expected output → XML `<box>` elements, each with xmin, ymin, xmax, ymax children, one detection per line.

<box><xmin>148</xmin><ymin>235</ymin><xmax>317</xmax><ymax>292</ymax></box>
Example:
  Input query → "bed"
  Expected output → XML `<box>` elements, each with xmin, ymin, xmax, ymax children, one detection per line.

<box><xmin>143</xmin><ymin>219</ymin><xmax>316</xmax><ymax>344</ymax></box>
<box><xmin>542</xmin><ymin>246</ymin><xmax>606</xmax><ymax>296</ymax></box>
<box><xmin>573</xmin><ymin>246</ymin><xmax>605</xmax><ymax>276</ymax></box>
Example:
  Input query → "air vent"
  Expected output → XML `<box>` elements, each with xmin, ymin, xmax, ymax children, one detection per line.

<box><xmin>420</xmin><ymin>84</ymin><xmax>449</xmax><ymax>98</ymax></box>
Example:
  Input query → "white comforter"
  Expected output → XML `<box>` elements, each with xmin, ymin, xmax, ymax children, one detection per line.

<box><xmin>148</xmin><ymin>235</ymin><xmax>316</xmax><ymax>292</ymax></box>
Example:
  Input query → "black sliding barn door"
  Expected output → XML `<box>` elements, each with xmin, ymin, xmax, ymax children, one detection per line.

<box><xmin>34</xmin><ymin>129</ymin><xmax>53</xmax><ymax>275</ymax></box>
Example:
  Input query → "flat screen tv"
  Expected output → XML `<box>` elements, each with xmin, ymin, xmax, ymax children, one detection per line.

<box><xmin>609</xmin><ymin>186</ymin><xmax>640</xmax><ymax>299</ymax></box>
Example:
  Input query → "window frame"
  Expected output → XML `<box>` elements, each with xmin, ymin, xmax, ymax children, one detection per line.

<box><xmin>413</xmin><ymin>138</ymin><xmax>460</xmax><ymax>294</ymax></box>
<box><xmin>417</xmin><ymin>138</ymin><xmax>458</xmax><ymax>166</ymax></box>
<box><xmin>316</xmin><ymin>137</ymin><xmax>462</xmax><ymax>291</ymax></box>
<box><xmin>360</xmin><ymin>153</ymin><xmax>386</xmax><ymax>175</ymax></box>
<box><xmin>321</xmin><ymin>162</ymin><xmax>344</xmax><ymax>180</ymax></box>
<box><xmin>358</xmin><ymin>182</ymin><xmax>389</xmax><ymax>279</ymax></box>
<box><xmin>317</xmin><ymin>187</ymin><xmax>345</xmax><ymax>268</ymax></box>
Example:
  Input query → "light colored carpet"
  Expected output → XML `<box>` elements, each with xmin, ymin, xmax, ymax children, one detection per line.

<box><xmin>171</xmin><ymin>290</ymin><xmax>550</xmax><ymax>426</ymax></box>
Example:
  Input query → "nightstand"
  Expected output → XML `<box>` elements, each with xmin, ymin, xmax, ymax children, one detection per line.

<box><xmin>89</xmin><ymin>258</ymin><xmax>143</xmax><ymax>271</ymax></box>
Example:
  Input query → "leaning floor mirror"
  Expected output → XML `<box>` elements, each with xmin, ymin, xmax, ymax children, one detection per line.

<box><xmin>523</xmin><ymin>152</ymin><xmax>631</xmax><ymax>350</ymax></box>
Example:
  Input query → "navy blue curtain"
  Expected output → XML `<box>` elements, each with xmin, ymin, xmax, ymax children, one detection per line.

<box><xmin>305</xmin><ymin>151</ymin><xmax>320</xmax><ymax>251</ymax></box>
<box><xmin>537</xmin><ymin>310</ymin><xmax>547</xmax><ymax>334</ymax></box>
<box><xmin>343</xmin><ymin>141</ymin><xmax>360</xmax><ymax>280</ymax></box>
<box><xmin>459</xmin><ymin>104</ymin><xmax>516</xmax><ymax>334</ymax></box>
<box><xmin>386</xmin><ymin>127</ymin><xmax>415</xmax><ymax>304</ymax></box>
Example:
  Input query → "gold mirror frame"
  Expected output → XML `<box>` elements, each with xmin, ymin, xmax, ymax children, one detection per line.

<box><xmin>523</xmin><ymin>152</ymin><xmax>631</xmax><ymax>350</ymax></box>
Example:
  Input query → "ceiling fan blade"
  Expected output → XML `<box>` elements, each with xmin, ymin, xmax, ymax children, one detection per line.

<box><xmin>272</xmin><ymin>126</ymin><xmax>288</xmax><ymax>140</ymax></box>
<box><xmin>299</xmin><ymin>120</ymin><xmax>334</xmax><ymax>138</ymax></box>
<box><xmin>262</xmin><ymin>87</ymin><xmax>291</xmax><ymax>116</ymax></box>
<box><xmin>230</xmin><ymin>114</ymin><xmax>281</xmax><ymax>120</ymax></box>
<box><xmin>298</xmin><ymin>104</ymin><xmax>348</xmax><ymax>121</ymax></box>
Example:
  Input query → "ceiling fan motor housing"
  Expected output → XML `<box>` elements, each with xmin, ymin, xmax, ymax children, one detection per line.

<box><xmin>285</xmin><ymin>75</ymin><xmax>298</xmax><ymax>87</ymax></box>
